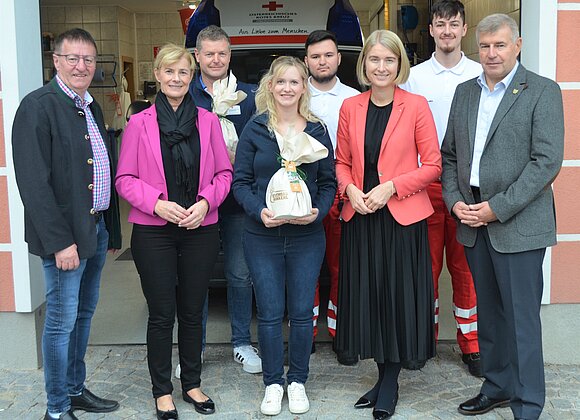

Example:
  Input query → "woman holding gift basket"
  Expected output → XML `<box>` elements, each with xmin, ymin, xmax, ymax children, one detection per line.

<box><xmin>232</xmin><ymin>56</ymin><xmax>336</xmax><ymax>417</ymax></box>
<box><xmin>334</xmin><ymin>30</ymin><xmax>441</xmax><ymax>419</ymax></box>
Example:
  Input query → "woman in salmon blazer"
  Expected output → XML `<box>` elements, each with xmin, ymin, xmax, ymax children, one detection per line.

<box><xmin>334</xmin><ymin>30</ymin><xmax>441</xmax><ymax>420</ymax></box>
<box><xmin>116</xmin><ymin>44</ymin><xmax>232</xmax><ymax>419</ymax></box>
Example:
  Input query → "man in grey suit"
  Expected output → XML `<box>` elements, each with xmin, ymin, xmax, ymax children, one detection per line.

<box><xmin>441</xmin><ymin>13</ymin><xmax>564</xmax><ymax>420</ymax></box>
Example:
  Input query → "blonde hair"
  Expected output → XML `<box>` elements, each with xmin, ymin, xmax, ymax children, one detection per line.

<box><xmin>153</xmin><ymin>43</ymin><xmax>196</xmax><ymax>73</ymax></box>
<box><xmin>356</xmin><ymin>30</ymin><xmax>410</xmax><ymax>88</ymax></box>
<box><xmin>255</xmin><ymin>56</ymin><xmax>319</xmax><ymax>133</ymax></box>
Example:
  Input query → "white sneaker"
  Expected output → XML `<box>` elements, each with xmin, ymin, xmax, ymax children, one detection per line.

<box><xmin>287</xmin><ymin>382</ymin><xmax>309</xmax><ymax>414</ymax></box>
<box><xmin>260</xmin><ymin>384</ymin><xmax>284</xmax><ymax>416</ymax></box>
<box><xmin>174</xmin><ymin>351</ymin><xmax>204</xmax><ymax>379</ymax></box>
<box><xmin>233</xmin><ymin>345</ymin><xmax>262</xmax><ymax>374</ymax></box>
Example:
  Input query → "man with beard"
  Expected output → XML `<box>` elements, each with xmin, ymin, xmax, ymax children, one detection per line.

<box><xmin>400</xmin><ymin>0</ymin><xmax>482</xmax><ymax>375</ymax></box>
<box><xmin>304</xmin><ymin>30</ymin><xmax>359</xmax><ymax>365</ymax></box>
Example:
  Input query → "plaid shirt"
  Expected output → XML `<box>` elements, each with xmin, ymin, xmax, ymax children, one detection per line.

<box><xmin>56</xmin><ymin>75</ymin><xmax>111</xmax><ymax>211</ymax></box>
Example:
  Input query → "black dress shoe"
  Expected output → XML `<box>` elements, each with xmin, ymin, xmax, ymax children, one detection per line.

<box><xmin>69</xmin><ymin>388</ymin><xmax>119</xmax><ymax>413</ymax></box>
<box><xmin>372</xmin><ymin>387</ymin><xmax>398</xmax><ymax>419</ymax></box>
<box><xmin>401</xmin><ymin>359</ymin><xmax>426</xmax><ymax>370</ymax></box>
<box><xmin>462</xmin><ymin>352</ymin><xmax>483</xmax><ymax>377</ymax></box>
<box><xmin>458</xmin><ymin>393</ymin><xmax>510</xmax><ymax>415</ymax></box>
<box><xmin>311</xmin><ymin>342</ymin><xmax>316</xmax><ymax>354</ymax></box>
<box><xmin>354</xmin><ymin>395</ymin><xmax>376</xmax><ymax>409</ymax></box>
<box><xmin>182</xmin><ymin>390</ymin><xmax>215</xmax><ymax>415</ymax></box>
<box><xmin>156</xmin><ymin>401</ymin><xmax>178</xmax><ymax>420</ymax></box>
<box><xmin>44</xmin><ymin>410</ymin><xmax>79</xmax><ymax>420</ymax></box>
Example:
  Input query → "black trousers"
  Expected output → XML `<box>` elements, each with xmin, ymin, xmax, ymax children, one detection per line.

<box><xmin>464</xmin><ymin>226</ymin><xmax>546</xmax><ymax>420</ymax></box>
<box><xmin>131</xmin><ymin>222</ymin><xmax>219</xmax><ymax>398</ymax></box>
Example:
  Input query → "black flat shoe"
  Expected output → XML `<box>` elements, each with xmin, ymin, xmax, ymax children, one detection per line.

<box><xmin>373</xmin><ymin>387</ymin><xmax>399</xmax><ymax>419</ymax></box>
<box><xmin>458</xmin><ymin>393</ymin><xmax>510</xmax><ymax>415</ymax></box>
<box><xmin>155</xmin><ymin>398</ymin><xmax>178</xmax><ymax>420</ymax></box>
<box><xmin>182</xmin><ymin>390</ymin><xmax>215</xmax><ymax>415</ymax></box>
<box><xmin>354</xmin><ymin>395</ymin><xmax>376</xmax><ymax>409</ymax></box>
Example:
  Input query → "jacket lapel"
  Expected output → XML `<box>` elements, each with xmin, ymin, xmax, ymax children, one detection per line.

<box><xmin>379</xmin><ymin>87</ymin><xmax>403</xmax><ymax>155</ymax></box>
<box><xmin>467</xmin><ymin>80</ymin><xmax>481</xmax><ymax>166</ymax></box>
<box><xmin>484</xmin><ymin>64</ymin><xmax>528</xmax><ymax>148</ymax></box>
<box><xmin>355</xmin><ymin>91</ymin><xmax>370</xmax><ymax>172</ymax></box>
<box><xmin>143</xmin><ymin>106</ymin><xmax>166</xmax><ymax>178</ymax></box>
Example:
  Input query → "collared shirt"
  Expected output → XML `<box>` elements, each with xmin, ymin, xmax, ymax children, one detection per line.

<box><xmin>55</xmin><ymin>74</ymin><xmax>111</xmax><ymax>211</ymax></box>
<box><xmin>470</xmin><ymin>62</ymin><xmax>520</xmax><ymax>187</ymax></box>
<box><xmin>400</xmin><ymin>52</ymin><xmax>481</xmax><ymax>146</ymax></box>
<box><xmin>308</xmin><ymin>76</ymin><xmax>359</xmax><ymax>156</ymax></box>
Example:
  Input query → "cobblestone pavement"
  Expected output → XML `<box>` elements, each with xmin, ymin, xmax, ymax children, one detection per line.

<box><xmin>1</xmin><ymin>343</ymin><xmax>578</xmax><ymax>420</ymax></box>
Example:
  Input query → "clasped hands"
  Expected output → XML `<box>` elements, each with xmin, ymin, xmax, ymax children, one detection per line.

<box><xmin>346</xmin><ymin>181</ymin><xmax>395</xmax><ymax>215</ymax></box>
<box><xmin>155</xmin><ymin>198</ymin><xmax>209</xmax><ymax>230</ymax></box>
<box><xmin>452</xmin><ymin>201</ymin><xmax>497</xmax><ymax>227</ymax></box>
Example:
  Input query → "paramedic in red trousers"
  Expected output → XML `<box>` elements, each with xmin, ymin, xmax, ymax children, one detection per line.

<box><xmin>186</xmin><ymin>25</ymin><xmax>261</xmax><ymax>375</ymax></box>
<box><xmin>304</xmin><ymin>30</ymin><xmax>359</xmax><ymax>366</ymax></box>
<box><xmin>399</xmin><ymin>0</ymin><xmax>482</xmax><ymax>376</ymax></box>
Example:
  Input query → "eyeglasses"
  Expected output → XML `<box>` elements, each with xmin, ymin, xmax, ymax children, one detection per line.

<box><xmin>54</xmin><ymin>53</ymin><xmax>97</xmax><ymax>67</ymax></box>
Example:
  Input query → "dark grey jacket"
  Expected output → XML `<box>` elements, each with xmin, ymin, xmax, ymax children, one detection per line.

<box><xmin>441</xmin><ymin>64</ymin><xmax>564</xmax><ymax>253</ymax></box>
<box><xmin>12</xmin><ymin>79</ymin><xmax>121</xmax><ymax>259</ymax></box>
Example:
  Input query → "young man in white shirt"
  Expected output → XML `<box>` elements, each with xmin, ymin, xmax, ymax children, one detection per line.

<box><xmin>400</xmin><ymin>0</ymin><xmax>482</xmax><ymax>376</ymax></box>
<box><xmin>304</xmin><ymin>30</ymin><xmax>359</xmax><ymax>365</ymax></box>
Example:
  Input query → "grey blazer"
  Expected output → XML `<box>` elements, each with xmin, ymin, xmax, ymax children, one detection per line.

<box><xmin>441</xmin><ymin>64</ymin><xmax>564</xmax><ymax>253</ymax></box>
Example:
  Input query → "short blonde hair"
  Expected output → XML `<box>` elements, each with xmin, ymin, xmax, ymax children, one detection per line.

<box><xmin>153</xmin><ymin>43</ymin><xmax>196</xmax><ymax>73</ymax></box>
<box><xmin>356</xmin><ymin>30</ymin><xmax>410</xmax><ymax>88</ymax></box>
<box><xmin>255</xmin><ymin>56</ymin><xmax>319</xmax><ymax>133</ymax></box>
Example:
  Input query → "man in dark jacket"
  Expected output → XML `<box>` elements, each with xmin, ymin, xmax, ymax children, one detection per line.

<box><xmin>187</xmin><ymin>25</ymin><xmax>262</xmax><ymax>375</ymax></box>
<box><xmin>12</xmin><ymin>28</ymin><xmax>120</xmax><ymax>420</ymax></box>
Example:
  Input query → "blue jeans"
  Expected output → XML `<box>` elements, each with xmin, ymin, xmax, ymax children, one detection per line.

<box><xmin>202</xmin><ymin>212</ymin><xmax>253</xmax><ymax>349</ymax></box>
<box><xmin>243</xmin><ymin>229</ymin><xmax>325</xmax><ymax>386</ymax></box>
<box><xmin>42</xmin><ymin>218</ymin><xmax>108</xmax><ymax>413</ymax></box>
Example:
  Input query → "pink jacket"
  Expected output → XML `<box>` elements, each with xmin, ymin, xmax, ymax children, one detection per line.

<box><xmin>115</xmin><ymin>105</ymin><xmax>233</xmax><ymax>226</ymax></box>
<box><xmin>336</xmin><ymin>88</ymin><xmax>441</xmax><ymax>226</ymax></box>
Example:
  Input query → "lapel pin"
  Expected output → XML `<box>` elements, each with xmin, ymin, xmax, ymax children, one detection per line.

<box><xmin>512</xmin><ymin>89</ymin><xmax>519</xmax><ymax>94</ymax></box>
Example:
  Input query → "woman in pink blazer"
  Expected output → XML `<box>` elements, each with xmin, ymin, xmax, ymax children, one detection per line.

<box><xmin>116</xmin><ymin>44</ymin><xmax>232</xmax><ymax>420</ymax></box>
<box><xmin>334</xmin><ymin>30</ymin><xmax>441</xmax><ymax>419</ymax></box>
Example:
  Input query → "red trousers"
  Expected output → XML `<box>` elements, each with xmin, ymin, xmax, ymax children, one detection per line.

<box><xmin>427</xmin><ymin>181</ymin><xmax>479</xmax><ymax>354</ymax></box>
<box><xmin>313</xmin><ymin>194</ymin><xmax>341</xmax><ymax>337</ymax></box>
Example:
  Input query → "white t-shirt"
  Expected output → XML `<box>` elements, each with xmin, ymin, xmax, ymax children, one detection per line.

<box><xmin>400</xmin><ymin>52</ymin><xmax>481</xmax><ymax>147</ymax></box>
<box><xmin>308</xmin><ymin>76</ymin><xmax>359</xmax><ymax>156</ymax></box>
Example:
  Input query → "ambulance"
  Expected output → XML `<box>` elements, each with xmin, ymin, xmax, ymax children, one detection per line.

<box><xmin>185</xmin><ymin>0</ymin><xmax>364</xmax><ymax>89</ymax></box>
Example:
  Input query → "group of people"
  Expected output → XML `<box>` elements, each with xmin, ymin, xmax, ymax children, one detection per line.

<box><xmin>11</xmin><ymin>1</ymin><xmax>564</xmax><ymax>420</ymax></box>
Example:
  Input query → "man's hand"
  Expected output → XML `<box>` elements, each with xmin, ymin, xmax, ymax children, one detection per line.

<box><xmin>55</xmin><ymin>244</ymin><xmax>80</xmax><ymax>271</ymax></box>
<box><xmin>154</xmin><ymin>199</ymin><xmax>190</xmax><ymax>224</ymax></box>
<box><xmin>260</xmin><ymin>208</ymin><xmax>288</xmax><ymax>228</ymax></box>
<box><xmin>179</xmin><ymin>199</ymin><xmax>209</xmax><ymax>230</ymax></box>
<box><xmin>452</xmin><ymin>200</ymin><xmax>497</xmax><ymax>227</ymax></box>
<box><xmin>346</xmin><ymin>184</ymin><xmax>372</xmax><ymax>215</ymax></box>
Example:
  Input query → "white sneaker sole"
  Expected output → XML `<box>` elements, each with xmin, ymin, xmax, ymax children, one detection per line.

<box><xmin>233</xmin><ymin>356</ymin><xmax>262</xmax><ymax>374</ymax></box>
<box><xmin>261</xmin><ymin>405</ymin><xmax>282</xmax><ymax>416</ymax></box>
<box><xmin>289</xmin><ymin>404</ymin><xmax>309</xmax><ymax>414</ymax></box>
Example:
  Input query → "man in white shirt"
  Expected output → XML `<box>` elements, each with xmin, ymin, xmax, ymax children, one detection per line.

<box><xmin>304</xmin><ymin>30</ymin><xmax>359</xmax><ymax>365</ymax></box>
<box><xmin>400</xmin><ymin>0</ymin><xmax>482</xmax><ymax>376</ymax></box>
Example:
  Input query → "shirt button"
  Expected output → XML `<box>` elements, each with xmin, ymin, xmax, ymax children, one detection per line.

<box><xmin>378</xmin><ymin>172</ymin><xmax>383</xmax><ymax>177</ymax></box>
<box><xmin>88</xmin><ymin>184</ymin><xmax>94</xmax><ymax>190</ymax></box>
<box><xmin>87</xmin><ymin>158</ymin><xmax>94</xmax><ymax>165</ymax></box>
<box><xmin>85</xmin><ymin>134</ymin><xmax>90</xmax><ymax>140</ymax></box>
<box><xmin>90</xmin><ymin>208</ymin><xmax>96</xmax><ymax>215</ymax></box>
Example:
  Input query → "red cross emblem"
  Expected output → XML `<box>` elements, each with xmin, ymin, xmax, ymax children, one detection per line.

<box><xmin>262</xmin><ymin>1</ymin><xmax>284</xmax><ymax>11</ymax></box>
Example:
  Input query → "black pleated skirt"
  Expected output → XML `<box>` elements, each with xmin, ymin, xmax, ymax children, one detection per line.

<box><xmin>335</xmin><ymin>206</ymin><xmax>436</xmax><ymax>364</ymax></box>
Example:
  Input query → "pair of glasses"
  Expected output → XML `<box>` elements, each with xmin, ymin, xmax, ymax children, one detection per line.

<box><xmin>54</xmin><ymin>53</ymin><xmax>97</xmax><ymax>66</ymax></box>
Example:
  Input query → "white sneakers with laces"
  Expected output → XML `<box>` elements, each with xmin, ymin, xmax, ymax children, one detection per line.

<box><xmin>287</xmin><ymin>382</ymin><xmax>310</xmax><ymax>414</ymax></box>
<box><xmin>261</xmin><ymin>384</ymin><xmax>284</xmax><ymax>416</ymax></box>
<box><xmin>233</xmin><ymin>345</ymin><xmax>262</xmax><ymax>374</ymax></box>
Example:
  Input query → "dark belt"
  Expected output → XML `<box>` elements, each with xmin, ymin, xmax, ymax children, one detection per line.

<box><xmin>471</xmin><ymin>186</ymin><xmax>481</xmax><ymax>203</ymax></box>
<box><xmin>94</xmin><ymin>211</ymin><xmax>103</xmax><ymax>224</ymax></box>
